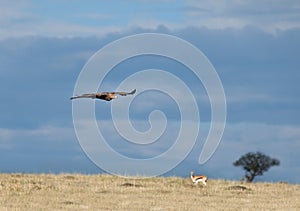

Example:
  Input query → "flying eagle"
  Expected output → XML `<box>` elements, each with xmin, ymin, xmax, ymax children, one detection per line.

<box><xmin>70</xmin><ymin>89</ymin><xmax>136</xmax><ymax>101</ymax></box>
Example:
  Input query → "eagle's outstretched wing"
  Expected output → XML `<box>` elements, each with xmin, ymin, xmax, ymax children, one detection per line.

<box><xmin>109</xmin><ymin>89</ymin><xmax>136</xmax><ymax>96</ymax></box>
<box><xmin>70</xmin><ymin>93</ymin><xmax>97</xmax><ymax>100</ymax></box>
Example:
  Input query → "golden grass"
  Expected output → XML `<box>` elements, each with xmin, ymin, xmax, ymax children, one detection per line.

<box><xmin>0</xmin><ymin>173</ymin><xmax>299</xmax><ymax>210</ymax></box>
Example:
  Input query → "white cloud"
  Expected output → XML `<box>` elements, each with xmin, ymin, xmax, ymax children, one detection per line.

<box><xmin>0</xmin><ymin>20</ymin><xmax>122</xmax><ymax>39</ymax></box>
<box><xmin>185</xmin><ymin>0</ymin><xmax>300</xmax><ymax>33</ymax></box>
<box><xmin>1</xmin><ymin>0</ymin><xmax>299</xmax><ymax>38</ymax></box>
<box><xmin>0</xmin><ymin>1</ymin><xmax>33</xmax><ymax>23</ymax></box>
<box><xmin>0</xmin><ymin>128</ymin><xmax>14</xmax><ymax>142</ymax></box>
<box><xmin>0</xmin><ymin>125</ymin><xmax>75</xmax><ymax>145</ymax></box>
<box><xmin>221</xmin><ymin>123</ymin><xmax>300</xmax><ymax>154</ymax></box>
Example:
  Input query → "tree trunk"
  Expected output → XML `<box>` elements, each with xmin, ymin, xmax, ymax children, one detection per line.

<box><xmin>247</xmin><ymin>173</ymin><xmax>255</xmax><ymax>183</ymax></box>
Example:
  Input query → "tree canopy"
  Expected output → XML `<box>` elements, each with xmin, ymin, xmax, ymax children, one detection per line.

<box><xmin>233</xmin><ymin>152</ymin><xmax>280</xmax><ymax>182</ymax></box>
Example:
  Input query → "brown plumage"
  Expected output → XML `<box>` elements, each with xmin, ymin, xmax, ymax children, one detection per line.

<box><xmin>190</xmin><ymin>171</ymin><xmax>207</xmax><ymax>186</ymax></box>
<box><xmin>70</xmin><ymin>89</ymin><xmax>136</xmax><ymax>101</ymax></box>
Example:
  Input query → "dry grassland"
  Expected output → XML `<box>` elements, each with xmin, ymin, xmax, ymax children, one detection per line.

<box><xmin>0</xmin><ymin>173</ymin><xmax>299</xmax><ymax>210</ymax></box>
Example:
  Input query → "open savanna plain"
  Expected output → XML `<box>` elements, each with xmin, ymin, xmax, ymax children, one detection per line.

<box><xmin>0</xmin><ymin>173</ymin><xmax>299</xmax><ymax>210</ymax></box>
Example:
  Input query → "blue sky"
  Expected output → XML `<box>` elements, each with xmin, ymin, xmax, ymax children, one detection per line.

<box><xmin>0</xmin><ymin>0</ymin><xmax>300</xmax><ymax>183</ymax></box>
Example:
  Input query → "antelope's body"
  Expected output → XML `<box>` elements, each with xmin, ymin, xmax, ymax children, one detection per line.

<box><xmin>190</xmin><ymin>171</ymin><xmax>207</xmax><ymax>186</ymax></box>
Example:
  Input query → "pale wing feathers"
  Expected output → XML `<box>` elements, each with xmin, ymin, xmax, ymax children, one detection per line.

<box><xmin>70</xmin><ymin>93</ymin><xmax>97</xmax><ymax>100</ymax></box>
<box><xmin>108</xmin><ymin>89</ymin><xmax>136</xmax><ymax>96</ymax></box>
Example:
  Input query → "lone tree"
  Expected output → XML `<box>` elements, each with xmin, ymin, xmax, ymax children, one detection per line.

<box><xmin>233</xmin><ymin>152</ymin><xmax>280</xmax><ymax>182</ymax></box>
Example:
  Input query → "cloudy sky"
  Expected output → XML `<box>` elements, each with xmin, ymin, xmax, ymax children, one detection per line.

<box><xmin>0</xmin><ymin>0</ymin><xmax>300</xmax><ymax>183</ymax></box>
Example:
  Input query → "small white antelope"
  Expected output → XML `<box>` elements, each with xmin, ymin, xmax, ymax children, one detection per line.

<box><xmin>190</xmin><ymin>171</ymin><xmax>207</xmax><ymax>186</ymax></box>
